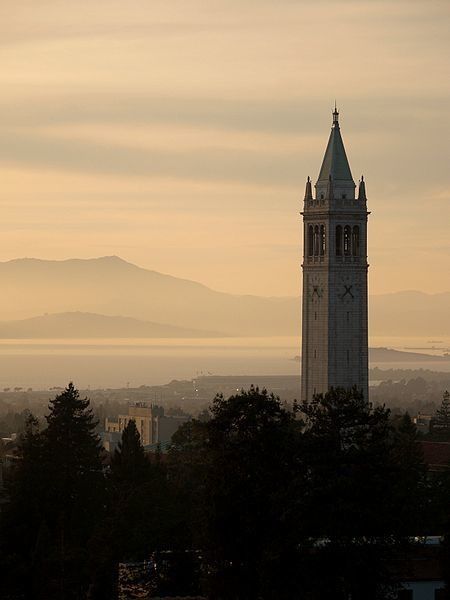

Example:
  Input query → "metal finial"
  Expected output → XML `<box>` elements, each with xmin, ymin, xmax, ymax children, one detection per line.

<box><xmin>332</xmin><ymin>102</ymin><xmax>339</xmax><ymax>125</ymax></box>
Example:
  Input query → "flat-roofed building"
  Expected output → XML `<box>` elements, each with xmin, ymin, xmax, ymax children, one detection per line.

<box><xmin>105</xmin><ymin>402</ymin><xmax>189</xmax><ymax>447</ymax></box>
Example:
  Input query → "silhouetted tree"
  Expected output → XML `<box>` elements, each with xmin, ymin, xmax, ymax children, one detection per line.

<box><xmin>170</xmin><ymin>386</ymin><xmax>305</xmax><ymax>599</ymax></box>
<box><xmin>109</xmin><ymin>420</ymin><xmax>177</xmax><ymax>557</ymax></box>
<box><xmin>0</xmin><ymin>413</ymin><xmax>47</xmax><ymax>597</ymax></box>
<box><xmin>0</xmin><ymin>384</ymin><xmax>442</xmax><ymax>599</ymax></box>
<box><xmin>432</xmin><ymin>390</ymin><xmax>450</xmax><ymax>439</ymax></box>
<box><xmin>88</xmin><ymin>419</ymin><xmax>149</xmax><ymax>598</ymax></box>
<box><xmin>0</xmin><ymin>384</ymin><xmax>105</xmax><ymax>599</ymax></box>
<box><xmin>110</xmin><ymin>419</ymin><xmax>148</xmax><ymax>486</ymax></box>
<box><xmin>391</xmin><ymin>413</ymin><xmax>427</xmax><ymax>530</ymax></box>
<box><xmin>89</xmin><ymin>419</ymin><xmax>187</xmax><ymax>598</ymax></box>
<box><xmin>45</xmin><ymin>384</ymin><xmax>105</xmax><ymax>598</ymax></box>
<box><xmin>298</xmin><ymin>387</ymin><xmax>425</xmax><ymax>599</ymax></box>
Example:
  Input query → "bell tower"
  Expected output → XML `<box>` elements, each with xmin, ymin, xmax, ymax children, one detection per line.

<box><xmin>301</xmin><ymin>107</ymin><xmax>369</xmax><ymax>401</ymax></box>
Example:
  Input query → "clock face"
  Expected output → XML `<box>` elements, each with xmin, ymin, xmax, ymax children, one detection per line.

<box><xmin>337</xmin><ymin>274</ymin><xmax>358</xmax><ymax>302</ymax></box>
<box><xmin>308</xmin><ymin>274</ymin><xmax>323</xmax><ymax>301</ymax></box>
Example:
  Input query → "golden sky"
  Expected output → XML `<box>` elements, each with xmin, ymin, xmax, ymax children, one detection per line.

<box><xmin>0</xmin><ymin>0</ymin><xmax>449</xmax><ymax>296</ymax></box>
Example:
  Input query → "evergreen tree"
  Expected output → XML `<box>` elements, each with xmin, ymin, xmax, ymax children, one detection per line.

<box><xmin>111</xmin><ymin>419</ymin><xmax>180</xmax><ymax>557</ymax></box>
<box><xmin>89</xmin><ymin>419</ymin><xmax>185</xmax><ymax>598</ymax></box>
<box><xmin>433</xmin><ymin>390</ymin><xmax>450</xmax><ymax>438</ymax></box>
<box><xmin>110</xmin><ymin>419</ymin><xmax>148</xmax><ymax>486</ymax></box>
<box><xmin>43</xmin><ymin>383</ymin><xmax>105</xmax><ymax>598</ymax></box>
<box><xmin>87</xmin><ymin>420</ymin><xmax>147</xmax><ymax>599</ymax></box>
<box><xmin>0</xmin><ymin>383</ymin><xmax>106</xmax><ymax>599</ymax></box>
<box><xmin>44</xmin><ymin>383</ymin><xmax>103</xmax><ymax>523</ymax></box>
<box><xmin>0</xmin><ymin>413</ymin><xmax>46</xmax><ymax>597</ymax></box>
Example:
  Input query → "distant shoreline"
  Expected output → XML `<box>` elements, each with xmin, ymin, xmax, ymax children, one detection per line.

<box><xmin>292</xmin><ymin>347</ymin><xmax>450</xmax><ymax>363</ymax></box>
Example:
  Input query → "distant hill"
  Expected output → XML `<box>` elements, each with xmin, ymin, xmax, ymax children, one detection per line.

<box><xmin>0</xmin><ymin>312</ymin><xmax>222</xmax><ymax>339</ymax></box>
<box><xmin>369</xmin><ymin>290</ymin><xmax>450</xmax><ymax>336</ymax></box>
<box><xmin>0</xmin><ymin>256</ymin><xmax>447</xmax><ymax>337</ymax></box>
<box><xmin>0</xmin><ymin>256</ymin><xmax>298</xmax><ymax>336</ymax></box>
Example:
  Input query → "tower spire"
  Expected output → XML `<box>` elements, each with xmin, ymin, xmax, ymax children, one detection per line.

<box><xmin>317</xmin><ymin>105</ymin><xmax>353</xmax><ymax>184</ymax></box>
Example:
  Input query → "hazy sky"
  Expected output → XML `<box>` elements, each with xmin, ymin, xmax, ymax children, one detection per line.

<box><xmin>0</xmin><ymin>0</ymin><xmax>449</xmax><ymax>296</ymax></box>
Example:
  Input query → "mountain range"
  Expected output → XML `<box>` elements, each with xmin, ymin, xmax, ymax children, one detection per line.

<box><xmin>0</xmin><ymin>256</ymin><xmax>448</xmax><ymax>337</ymax></box>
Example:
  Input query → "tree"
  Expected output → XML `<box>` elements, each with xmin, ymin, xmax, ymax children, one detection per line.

<box><xmin>88</xmin><ymin>420</ymin><xmax>150</xmax><ymax>598</ymax></box>
<box><xmin>44</xmin><ymin>384</ymin><xmax>104</xmax><ymax>517</ymax></box>
<box><xmin>0</xmin><ymin>413</ymin><xmax>47</xmax><ymax>597</ymax></box>
<box><xmin>432</xmin><ymin>390</ymin><xmax>450</xmax><ymax>439</ymax></box>
<box><xmin>0</xmin><ymin>384</ymin><xmax>437</xmax><ymax>599</ymax></box>
<box><xmin>391</xmin><ymin>413</ymin><xmax>427</xmax><ymax>529</ymax></box>
<box><xmin>89</xmin><ymin>419</ymin><xmax>187</xmax><ymax>598</ymax></box>
<box><xmin>298</xmin><ymin>388</ymin><xmax>426</xmax><ymax>599</ymax></box>
<box><xmin>170</xmin><ymin>386</ymin><xmax>305</xmax><ymax>599</ymax></box>
<box><xmin>300</xmin><ymin>386</ymin><xmax>394</xmax><ymax>530</ymax></box>
<box><xmin>109</xmin><ymin>419</ymin><xmax>173</xmax><ymax>560</ymax></box>
<box><xmin>45</xmin><ymin>384</ymin><xmax>106</xmax><ymax>598</ymax></box>
<box><xmin>110</xmin><ymin>419</ymin><xmax>149</xmax><ymax>487</ymax></box>
<box><xmin>0</xmin><ymin>383</ymin><xmax>106</xmax><ymax>599</ymax></box>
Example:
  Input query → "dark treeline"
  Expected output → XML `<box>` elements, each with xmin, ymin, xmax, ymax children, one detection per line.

<box><xmin>1</xmin><ymin>368</ymin><xmax>449</xmax><ymax>437</ymax></box>
<box><xmin>0</xmin><ymin>379</ymin><xmax>207</xmax><ymax>424</ymax></box>
<box><xmin>370</xmin><ymin>373</ymin><xmax>450</xmax><ymax>416</ymax></box>
<box><xmin>1</xmin><ymin>384</ymin><xmax>450</xmax><ymax>599</ymax></box>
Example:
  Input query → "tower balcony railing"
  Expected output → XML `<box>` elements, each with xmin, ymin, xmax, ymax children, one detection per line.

<box><xmin>305</xmin><ymin>255</ymin><xmax>326</xmax><ymax>264</ymax></box>
<box><xmin>305</xmin><ymin>197</ymin><xmax>367</xmax><ymax>210</ymax></box>
<box><xmin>305</xmin><ymin>198</ymin><xmax>329</xmax><ymax>209</ymax></box>
<box><xmin>335</xmin><ymin>256</ymin><xmax>362</xmax><ymax>264</ymax></box>
<box><xmin>304</xmin><ymin>256</ymin><xmax>363</xmax><ymax>264</ymax></box>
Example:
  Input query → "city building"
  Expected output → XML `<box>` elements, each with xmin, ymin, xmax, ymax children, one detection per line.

<box><xmin>105</xmin><ymin>402</ymin><xmax>189</xmax><ymax>448</ymax></box>
<box><xmin>301</xmin><ymin>107</ymin><xmax>369</xmax><ymax>401</ymax></box>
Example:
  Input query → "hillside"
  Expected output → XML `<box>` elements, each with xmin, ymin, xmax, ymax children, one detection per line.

<box><xmin>0</xmin><ymin>257</ymin><xmax>297</xmax><ymax>336</ymax></box>
<box><xmin>370</xmin><ymin>290</ymin><xmax>450</xmax><ymax>336</ymax></box>
<box><xmin>0</xmin><ymin>256</ymin><xmax>448</xmax><ymax>337</ymax></box>
<box><xmin>0</xmin><ymin>312</ymin><xmax>221</xmax><ymax>339</ymax></box>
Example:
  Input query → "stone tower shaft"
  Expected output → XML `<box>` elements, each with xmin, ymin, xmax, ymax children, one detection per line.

<box><xmin>301</xmin><ymin>109</ymin><xmax>369</xmax><ymax>402</ymax></box>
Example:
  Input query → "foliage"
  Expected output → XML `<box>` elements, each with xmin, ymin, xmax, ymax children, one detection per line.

<box><xmin>431</xmin><ymin>390</ymin><xmax>450</xmax><ymax>439</ymax></box>
<box><xmin>0</xmin><ymin>383</ymin><xmax>105</xmax><ymax>599</ymax></box>
<box><xmin>0</xmin><ymin>414</ymin><xmax>45</xmax><ymax>596</ymax></box>
<box><xmin>0</xmin><ymin>408</ymin><xmax>34</xmax><ymax>438</ymax></box>
<box><xmin>0</xmin><ymin>384</ymin><xmax>440</xmax><ymax>599</ymax></box>
<box><xmin>170</xmin><ymin>386</ymin><xmax>306</xmax><ymax>598</ymax></box>
<box><xmin>110</xmin><ymin>419</ymin><xmax>149</xmax><ymax>486</ymax></box>
<box><xmin>89</xmin><ymin>419</ymin><xmax>189</xmax><ymax>598</ymax></box>
<box><xmin>297</xmin><ymin>388</ymin><xmax>430</xmax><ymax>598</ymax></box>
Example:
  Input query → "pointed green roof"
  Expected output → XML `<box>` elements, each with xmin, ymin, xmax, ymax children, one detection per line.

<box><xmin>317</xmin><ymin>109</ymin><xmax>354</xmax><ymax>183</ymax></box>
